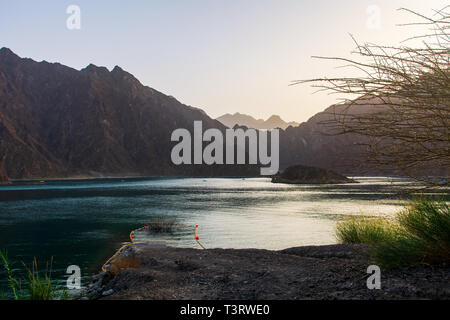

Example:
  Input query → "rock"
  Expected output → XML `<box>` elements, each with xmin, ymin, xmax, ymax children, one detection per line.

<box><xmin>175</xmin><ymin>259</ymin><xmax>200</xmax><ymax>271</ymax></box>
<box><xmin>92</xmin><ymin>271</ymin><xmax>106</xmax><ymax>281</ymax></box>
<box><xmin>145</xmin><ymin>240</ymin><xmax>167</xmax><ymax>248</ymax></box>
<box><xmin>272</xmin><ymin>165</ymin><xmax>355</xmax><ymax>184</ymax></box>
<box><xmin>87</xmin><ymin>285</ymin><xmax>101</xmax><ymax>294</ymax></box>
<box><xmin>94</xmin><ymin>243</ymin><xmax>450</xmax><ymax>300</ymax></box>
<box><xmin>102</xmin><ymin>289</ymin><xmax>114</xmax><ymax>296</ymax></box>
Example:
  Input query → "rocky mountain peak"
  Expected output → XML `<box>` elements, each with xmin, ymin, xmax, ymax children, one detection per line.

<box><xmin>0</xmin><ymin>47</ymin><xmax>17</xmax><ymax>57</ymax></box>
<box><xmin>82</xmin><ymin>63</ymin><xmax>110</xmax><ymax>75</ymax></box>
<box><xmin>0</xmin><ymin>48</ymin><xmax>259</xmax><ymax>179</ymax></box>
<box><xmin>0</xmin><ymin>47</ymin><xmax>21</xmax><ymax>64</ymax></box>
<box><xmin>216</xmin><ymin>113</ymin><xmax>299</xmax><ymax>130</ymax></box>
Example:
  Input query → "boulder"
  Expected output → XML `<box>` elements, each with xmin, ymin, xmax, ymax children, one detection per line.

<box><xmin>272</xmin><ymin>165</ymin><xmax>355</xmax><ymax>184</ymax></box>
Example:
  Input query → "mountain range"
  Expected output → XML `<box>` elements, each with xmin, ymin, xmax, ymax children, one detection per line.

<box><xmin>0</xmin><ymin>48</ymin><xmax>445</xmax><ymax>182</ymax></box>
<box><xmin>0</xmin><ymin>47</ymin><xmax>257</xmax><ymax>181</ymax></box>
<box><xmin>216</xmin><ymin>113</ymin><xmax>299</xmax><ymax>130</ymax></box>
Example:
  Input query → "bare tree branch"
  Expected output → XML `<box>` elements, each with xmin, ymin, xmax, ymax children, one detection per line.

<box><xmin>294</xmin><ymin>7</ymin><xmax>450</xmax><ymax>187</ymax></box>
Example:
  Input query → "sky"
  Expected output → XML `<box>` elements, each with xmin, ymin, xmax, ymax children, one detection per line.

<box><xmin>0</xmin><ymin>0</ymin><xmax>447</xmax><ymax>123</ymax></box>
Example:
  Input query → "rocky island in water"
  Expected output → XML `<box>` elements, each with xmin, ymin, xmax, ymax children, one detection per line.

<box><xmin>272</xmin><ymin>165</ymin><xmax>355</xmax><ymax>184</ymax></box>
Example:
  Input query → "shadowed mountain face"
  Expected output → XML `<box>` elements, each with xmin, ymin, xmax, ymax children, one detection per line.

<box><xmin>217</xmin><ymin>112</ymin><xmax>299</xmax><ymax>130</ymax></box>
<box><xmin>0</xmin><ymin>156</ymin><xmax>9</xmax><ymax>184</ymax></box>
<box><xmin>277</xmin><ymin>102</ymin><xmax>400</xmax><ymax>174</ymax></box>
<box><xmin>0</xmin><ymin>48</ymin><xmax>259</xmax><ymax>179</ymax></box>
<box><xmin>277</xmin><ymin>104</ymin><xmax>370</xmax><ymax>174</ymax></box>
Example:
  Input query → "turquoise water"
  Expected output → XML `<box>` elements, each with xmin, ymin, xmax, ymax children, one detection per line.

<box><xmin>0</xmin><ymin>176</ymin><xmax>436</xmax><ymax>289</ymax></box>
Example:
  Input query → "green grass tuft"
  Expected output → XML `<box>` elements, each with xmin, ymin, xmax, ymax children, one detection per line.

<box><xmin>397</xmin><ymin>199</ymin><xmax>450</xmax><ymax>263</ymax></box>
<box><xmin>370</xmin><ymin>237</ymin><xmax>427</xmax><ymax>269</ymax></box>
<box><xmin>0</xmin><ymin>250</ymin><xmax>20</xmax><ymax>300</ymax></box>
<box><xmin>336</xmin><ymin>199</ymin><xmax>450</xmax><ymax>268</ymax></box>
<box><xmin>0</xmin><ymin>251</ymin><xmax>68</xmax><ymax>300</ymax></box>
<box><xmin>23</xmin><ymin>257</ymin><xmax>56</xmax><ymax>300</ymax></box>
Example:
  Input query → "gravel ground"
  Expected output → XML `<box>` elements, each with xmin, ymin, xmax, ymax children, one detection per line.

<box><xmin>84</xmin><ymin>243</ymin><xmax>450</xmax><ymax>300</ymax></box>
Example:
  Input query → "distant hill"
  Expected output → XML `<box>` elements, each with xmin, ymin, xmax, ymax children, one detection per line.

<box><xmin>216</xmin><ymin>112</ymin><xmax>299</xmax><ymax>130</ymax></box>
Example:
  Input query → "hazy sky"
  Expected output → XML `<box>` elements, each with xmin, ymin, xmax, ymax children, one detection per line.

<box><xmin>0</xmin><ymin>0</ymin><xmax>447</xmax><ymax>122</ymax></box>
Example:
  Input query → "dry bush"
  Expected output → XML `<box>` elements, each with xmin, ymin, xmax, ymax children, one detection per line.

<box><xmin>294</xmin><ymin>7</ymin><xmax>450</xmax><ymax>185</ymax></box>
<box><xmin>146</xmin><ymin>216</ymin><xmax>179</xmax><ymax>233</ymax></box>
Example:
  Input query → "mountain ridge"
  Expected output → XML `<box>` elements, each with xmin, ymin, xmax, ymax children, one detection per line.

<box><xmin>0</xmin><ymin>47</ymin><xmax>258</xmax><ymax>179</ymax></box>
<box><xmin>216</xmin><ymin>112</ymin><xmax>299</xmax><ymax>130</ymax></box>
<box><xmin>0</xmin><ymin>48</ymin><xmax>445</xmax><ymax>180</ymax></box>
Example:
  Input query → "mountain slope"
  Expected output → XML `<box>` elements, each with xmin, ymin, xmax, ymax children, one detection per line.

<box><xmin>277</xmin><ymin>101</ymin><xmax>448</xmax><ymax>176</ymax></box>
<box><xmin>0</xmin><ymin>48</ymin><xmax>444</xmax><ymax>179</ymax></box>
<box><xmin>0</xmin><ymin>48</ymin><xmax>257</xmax><ymax>179</ymax></box>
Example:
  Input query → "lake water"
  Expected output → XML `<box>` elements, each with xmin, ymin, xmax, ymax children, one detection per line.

<box><xmin>0</xmin><ymin>176</ymin><xmax>440</xmax><ymax>289</ymax></box>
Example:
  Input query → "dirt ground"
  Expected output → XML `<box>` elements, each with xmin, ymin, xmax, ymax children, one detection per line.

<box><xmin>85</xmin><ymin>243</ymin><xmax>450</xmax><ymax>300</ymax></box>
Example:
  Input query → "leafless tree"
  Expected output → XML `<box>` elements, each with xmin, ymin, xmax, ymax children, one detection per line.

<box><xmin>293</xmin><ymin>7</ymin><xmax>449</xmax><ymax>186</ymax></box>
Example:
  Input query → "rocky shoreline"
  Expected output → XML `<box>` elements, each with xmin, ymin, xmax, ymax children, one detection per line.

<box><xmin>84</xmin><ymin>243</ymin><xmax>450</xmax><ymax>300</ymax></box>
